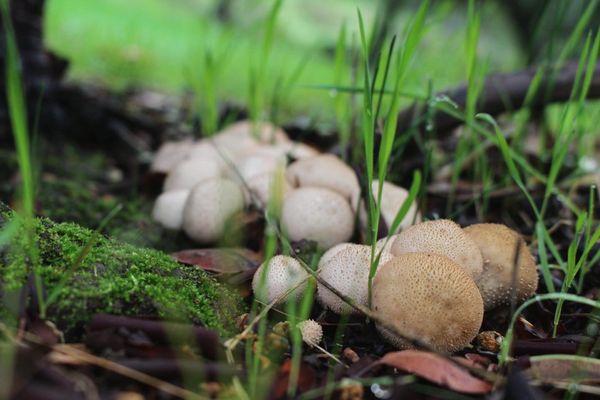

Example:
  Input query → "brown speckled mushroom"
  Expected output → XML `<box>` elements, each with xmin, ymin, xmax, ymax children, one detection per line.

<box><xmin>182</xmin><ymin>178</ymin><xmax>244</xmax><ymax>243</ymax></box>
<box><xmin>252</xmin><ymin>255</ymin><xmax>309</xmax><ymax>304</ymax></box>
<box><xmin>373</xmin><ymin>253</ymin><xmax>484</xmax><ymax>353</ymax></box>
<box><xmin>163</xmin><ymin>157</ymin><xmax>222</xmax><ymax>192</ymax></box>
<box><xmin>317</xmin><ymin>244</ymin><xmax>393</xmax><ymax>314</ymax></box>
<box><xmin>282</xmin><ymin>187</ymin><xmax>354</xmax><ymax>249</ymax></box>
<box><xmin>151</xmin><ymin>189</ymin><xmax>189</xmax><ymax>230</ymax></box>
<box><xmin>286</xmin><ymin>154</ymin><xmax>360</xmax><ymax>209</ymax></box>
<box><xmin>463</xmin><ymin>223</ymin><xmax>538</xmax><ymax>310</ymax></box>
<box><xmin>390</xmin><ymin>219</ymin><xmax>483</xmax><ymax>279</ymax></box>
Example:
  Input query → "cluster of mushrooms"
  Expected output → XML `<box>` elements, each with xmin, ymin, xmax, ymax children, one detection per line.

<box><xmin>151</xmin><ymin>120</ymin><xmax>539</xmax><ymax>354</ymax></box>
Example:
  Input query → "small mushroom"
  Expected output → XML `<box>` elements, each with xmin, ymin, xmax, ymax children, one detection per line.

<box><xmin>297</xmin><ymin>319</ymin><xmax>323</xmax><ymax>347</ymax></box>
<box><xmin>151</xmin><ymin>190</ymin><xmax>189</xmax><ymax>230</ymax></box>
<box><xmin>390</xmin><ymin>219</ymin><xmax>483</xmax><ymax>279</ymax></box>
<box><xmin>186</xmin><ymin>140</ymin><xmax>235</xmax><ymax>170</ymax></box>
<box><xmin>281</xmin><ymin>187</ymin><xmax>354</xmax><ymax>249</ymax></box>
<box><xmin>372</xmin><ymin>253</ymin><xmax>484</xmax><ymax>353</ymax></box>
<box><xmin>246</xmin><ymin>171</ymin><xmax>291</xmax><ymax>209</ymax></box>
<box><xmin>317</xmin><ymin>243</ymin><xmax>393</xmax><ymax>314</ymax></box>
<box><xmin>463</xmin><ymin>223</ymin><xmax>538</xmax><ymax>310</ymax></box>
<box><xmin>252</xmin><ymin>255</ymin><xmax>310</xmax><ymax>304</ymax></box>
<box><xmin>286</xmin><ymin>154</ymin><xmax>360</xmax><ymax>209</ymax></box>
<box><xmin>182</xmin><ymin>178</ymin><xmax>245</xmax><ymax>243</ymax></box>
<box><xmin>213</xmin><ymin>120</ymin><xmax>290</xmax><ymax>157</ymax></box>
<box><xmin>359</xmin><ymin>180</ymin><xmax>420</xmax><ymax>235</ymax></box>
<box><xmin>232</xmin><ymin>152</ymin><xmax>286</xmax><ymax>183</ymax></box>
<box><xmin>163</xmin><ymin>157</ymin><xmax>222</xmax><ymax>192</ymax></box>
<box><xmin>150</xmin><ymin>139</ymin><xmax>194</xmax><ymax>173</ymax></box>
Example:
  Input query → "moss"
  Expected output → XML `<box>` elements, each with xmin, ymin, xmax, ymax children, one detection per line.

<box><xmin>0</xmin><ymin>208</ymin><xmax>246</xmax><ymax>339</ymax></box>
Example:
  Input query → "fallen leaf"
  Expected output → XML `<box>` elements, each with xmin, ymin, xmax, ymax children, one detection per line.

<box><xmin>172</xmin><ymin>248</ymin><xmax>261</xmax><ymax>274</ymax></box>
<box><xmin>269</xmin><ymin>359</ymin><xmax>316</xmax><ymax>400</ymax></box>
<box><xmin>526</xmin><ymin>356</ymin><xmax>600</xmax><ymax>384</ymax></box>
<box><xmin>375</xmin><ymin>350</ymin><xmax>492</xmax><ymax>394</ymax></box>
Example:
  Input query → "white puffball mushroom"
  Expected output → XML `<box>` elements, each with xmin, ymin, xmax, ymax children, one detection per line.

<box><xmin>151</xmin><ymin>190</ymin><xmax>189</xmax><ymax>230</ymax></box>
<box><xmin>150</xmin><ymin>139</ymin><xmax>194</xmax><ymax>173</ymax></box>
<box><xmin>252</xmin><ymin>255</ymin><xmax>310</xmax><ymax>304</ymax></box>
<box><xmin>297</xmin><ymin>320</ymin><xmax>323</xmax><ymax>347</ymax></box>
<box><xmin>186</xmin><ymin>140</ymin><xmax>234</xmax><ymax>170</ymax></box>
<box><xmin>463</xmin><ymin>223</ymin><xmax>539</xmax><ymax>310</ymax></box>
<box><xmin>286</xmin><ymin>154</ymin><xmax>360</xmax><ymax>209</ymax></box>
<box><xmin>317</xmin><ymin>243</ymin><xmax>393</xmax><ymax>314</ymax></box>
<box><xmin>390</xmin><ymin>219</ymin><xmax>484</xmax><ymax>279</ymax></box>
<box><xmin>182</xmin><ymin>178</ymin><xmax>245</xmax><ymax>243</ymax></box>
<box><xmin>373</xmin><ymin>253</ymin><xmax>484</xmax><ymax>353</ymax></box>
<box><xmin>233</xmin><ymin>153</ymin><xmax>286</xmax><ymax>183</ymax></box>
<box><xmin>213</xmin><ymin>120</ymin><xmax>291</xmax><ymax>157</ymax></box>
<box><xmin>280</xmin><ymin>142</ymin><xmax>320</xmax><ymax>160</ymax></box>
<box><xmin>359</xmin><ymin>180</ymin><xmax>420</xmax><ymax>234</ymax></box>
<box><xmin>163</xmin><ymin>158</ymin><xmax>222</xmax><ymax>192</ymax></box>
<box><xmin>246</xmin><ymin>171</ymin><xmax>291</xmax><ymax>208</ymax></box>
<box><xmin>282</xmin><ymin>187</ymin><xmax>354</xmax><ymax>249</ymax></box>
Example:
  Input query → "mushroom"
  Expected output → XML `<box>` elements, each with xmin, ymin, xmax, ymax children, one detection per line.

<box><xmin>297</xmin><ymin>319</ymin><xmax>323</xmax><ymax>347</ymax></box>
<box><xmin>390</xmin><ymin>219</ymin><xmax>483</xmax><ymax>279</ymax></box>
<box><xmin>182</xmin><ymin>178</ymin><xmax>245</xmax><ymax>243</ymax></box>
<box><xmin>150</xmin><ymin>139</ymin><xmax>194</xmax><ymax>173</ymax></box>
<box><xmin>281</xmin><ymin>187</ymin><xmax>354</xmax><ymax>249</ymax></box>
<box><xmin>359</xmin><ymin>180</ymin><xmax>420</xmax><ymax>235</ymax></box>
<box><xmin>186</xmin><ymin>140</ymin><xmax>235</xmax><ymax>170</ymax></box>
<box><xmin>286</xmin><ymin>154</ymin><xmax>360</xmax><ymax>209</ymax></box>
<box><xmin>213</xmin><ymin>120</ymin><xmax>290</xmax><ymax>157</ymax></box>
<box><xmin>163</xmin><ymin>157</ymin><xmax>222</xmax><ymax>192</ymax></box>
<box><xmin>463</xmin><ymin>223</ymin><xmax>538</xmax><ymax>310</ymax></box>
<box><xmin>252</xmin><ymin>255</ymin><xmax>310</xmax><ymax>304</ymax></box>
<box><xmin>317</xmin><ymin>243</ymin><xmax>393</xmax><ymax>314</ymax></box>
<box><xmin>151</xmin><ymin>190</ymin><xmax>189</xmax><ymax>230</ymax></box>
<box><xmin>232</xmin><ymin>152</ymin><xmax>286</xmax><ymax>183</ymax></box>
<box><xmin>372</xmin><ymin>253</ymin><xmax>484</xmax><ymax>353</ymax></box>
<box><xmin>245</xmin><ymin>171</ymin><xmax>291</xmax><ymax>209</ymax></box>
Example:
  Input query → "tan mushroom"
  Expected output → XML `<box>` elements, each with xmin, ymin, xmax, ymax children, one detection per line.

<box><xmin>463</xmin><ymin>223</ymin><xmax>538</xmax><ymax>310</ymax></box>
<box><xmin>281</xmin><ymin>187</ymin><xmax>354</xmax><ymax>249</ymax></box>
<box><xmin>286</xmin><ymin>154</ymin><xmax>360</xmax><ymax>209</ymax></box>
<box><xmin>163</xmin><ymin>157</ymin><xmax>222</xmax><ymax>192</ymax></box>
<box><xmin>151</xmin><ymin>190</ymin><xmax>189</xmax><ymax>230</ymax></box>
<box><xmin>252</xmin><ymin>255</ymin><xmax>309</xmax><ymax>304</ymax></box>
<box><xmin>390</xmin><ymin>219</ymin><xmax>483</xmax><ymax>279</ymax></box>
<box><xmin>317</xmin><ymin>244</ymin><xmax>393</xmax><ymax>314</ymax></box>
<box><xmin>182</xmin><ymin>178</ymin><xmax>244</xmax><ymax>243</ymax></box>
<box><xmin>372</xmin><ymin>253</ymin><xmax>484</xmax><ymax>353</ymax></box>
<box><xmin>297</xmin><ymin>319</ymin><xmax>323</xmax><ymax>347</ymax></box>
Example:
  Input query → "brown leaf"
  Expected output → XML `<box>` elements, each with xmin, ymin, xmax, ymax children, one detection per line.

<box><xmin>171</xmin><ymin>248</ymin><xmax>261</xmax><ymax>274</ymax></box>
<box><xmin>526</xmin><ymin>356</ymin><xmax>600</xmax><ymax>384</ymax></box>
<box><xmin>270</xmin><ymin>359</ymin><xmax>316</xmax><ymax>400</ymax></box>
<box><xmin>375</xmin><ymin>350</ymin><xmax>492</xmax><ymax>394</ymax></box>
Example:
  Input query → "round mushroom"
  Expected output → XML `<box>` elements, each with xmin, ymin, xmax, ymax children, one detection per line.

<box><xmin>463</xmin><ymin>223</ymin><xmax>538</xmax><ymax>310</ymax></box>
<box><xmin>150</xmin><ymin>139</ymin><xmax>194</xmax><ymax>174</ymax></box>
<box><xmin>372</xmin><ymin>253</ymin><xmax>484</xmax><ymax>353</ymax></box>
<box><xmin>151</xmin><ymin>190</ymin><xmax>189</xmax><ymax>230</ymax></box>
<box><xmin>359</xmin><ymin>180</ymin><xmax>420</xmax><ymax>235</ymax></box>
<box><xmin>281</xmin><ymin>187</ymin><xmax>354</xmax><ymax>249</ymax></box>
<box><xmin>317</xmin><ymin>243</ymin><xmax>393</xmax><ymax>314</ymax></box>
<box><xmin>297</xmin><ymin>319</ymin><xmax>323</xmax><ymax>347</ymax></box>
<box><xmin>246</xmin><ymin>171</ymin><xmax>291</xmax><ymax>209</ymax></box>
<box><xmin>252</xmin><ymin>255</ymin><xmax>310</xmax><ymax>304</ymax></box>
<box><xmin>286</xmin><ymin>154</ymin><xmax>360</xmax><ymax>209</ymax></box>
<box><xmin>390</xmin><ymin>219</ymin><xmax>483</xmax><ymax>279</ymax></box>
<box><xmin>213</xmin><ymin>120</ymin><xmax>290</xmax><ymax>157</ymax></box>
<box><xmin>163</xmin><ymin>157</ymin><xmax>222</xmax><ymax>192</ymax></box>
<box><xmin>182</xmin><ymin>178</ymin><xmax>245</xmax><ymax>243</ymax></box>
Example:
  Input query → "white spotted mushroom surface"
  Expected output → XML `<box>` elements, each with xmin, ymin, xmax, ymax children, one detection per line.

<box><xmin>252</xmin><ymin>255</ymin><xmax>310</xmax><ymax>304</ymax></box>
<box><xmin>372</xmin><ymin>253</ymin><xmax>484</xmax><ymax>353</ymax></box>
<box><xmin>390</xmin><ymin>219</ymin><xmax>483</xmax><ymax>279</ymax></box>
<box><xmin>463</xmin><ymin>223</ymin><xmax>538</xmax><ymax>310</ymax></box>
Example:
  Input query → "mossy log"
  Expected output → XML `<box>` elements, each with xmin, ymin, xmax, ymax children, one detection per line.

<box><xmin>0</xmin><ymin>205</ymin><xmax>245</xmax><ymax>339</ymax></box>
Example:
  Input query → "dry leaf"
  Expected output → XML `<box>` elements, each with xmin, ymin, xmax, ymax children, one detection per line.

<box><xmin>526</xmin><ymin>356</ymin><xmax>600</xmax><ymax>384</ymax></box>
<box><xmin>171</xmin><ymin>248</ymin><xmax>260</xmax><ymax>274</ymax></box>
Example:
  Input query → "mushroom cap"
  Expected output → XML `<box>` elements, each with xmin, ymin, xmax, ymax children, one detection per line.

<box><xmin>390</xmin><ymin>219</ymin><xmax>483</xmax><ymax>279</ymax></box>
<box><xmin>151</xmin><ymin>190</ymin><xmax>189</xmax><ymax>230</ymax></box>
<box><xmin>163</xmin><ymin>157</ymin><xmax>222</xmax><ymax>192</ymax></box>
<box><xmin>252</xmin><ymin>255</ymin><xmax>309</xmax><ymax>304</ymax></box>
<box><xmin>463</xmin><ymin>223</ymin><xmax>538</xmax><ymax>310</ymax></box>
<box><xmin>373</xmin><ymin>253</ymin><xmax>484</xmax><ymax>353</ymax></box>
<box><xmin>318</xmin><ymin>242</ymin><xmax>354</xmax><ymax>267</ymax></box>
<box><xmin>232</xmin><ymin>152</ymin><xmax>286</xmax><ymax>183</ymax></box>
<box><xmin>286</xmin><ymin>154</ymin><xmax>360</xmax><ymax>208</ymax></box>
<box><xmin>246</xmin><ymin>171</ymin><xmax>292</xmax><ymax>209</ymax></box>
<box><xmin>375</xmin><ymin>235</ymin><xmax>399</xmax><ymax>255</ymax></box>
<box><xmin>297</xmin><ymin>319</ymin><xmax>323</xmax><ymax>347</ymax></box>
<box><xmin>150</xmin><ymin>139</ymin><xmax>194</xmax><ymax>173</ymax></box>
<box><xmin>281</xmin><ymin>187</ymin><xmax>354</xmax><ymax>249</ymax></box>
<box><xmin>182</xmin><ymin>178</ymin><xmax>245</xmax><ymax>243</ymax></box>
<box><xmin>359</xmin><ymin>180</ymin><xmax>420</xmax><ymax>234</ymax></box>
<box><xmin>186</xmin><ymin>140</ymin><xmax>235</xmax><ymax>170</ymax></box>
<box><xmin>213</xmin><ymin>120</ymin><xmax>290</xmax><ymax>157</ymax></box>
<box><xmin>280</xmin><ymin>142</ymin><xmax>320</xmax><ymax>160</ymax></box>
<box><xmin>317</xmin><ymin>244</ymin><xmax>393</xmax><ymax>314</ymax></box>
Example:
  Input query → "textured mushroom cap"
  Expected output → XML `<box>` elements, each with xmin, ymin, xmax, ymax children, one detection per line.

<box><xmin>233</xmin><ymin>153</ymin><xmax>286</xmax><ymax>183</ymax></box>
<box><xmin>182</xmin><ymin>178</ymin><xmax>245</xmax><ymax>243</ymax></box>
<box><xmin>373</xmin><ymin>253</ymin><xmax>484</xmax><ymax>353</ymax></box>
<box><xmin>464</xmin><ymin>223</ymin><xmax>538</xmax><ymax>310</ymax></box>
<box><xmin>213</xmin><ymin>120</ymin><xmax>290</xmax><ymax>157</ymax></box>
<box><xmin>252</xmin><ymin>255</ymin><xmax>309</xmax><ymax>304</ymax></box>
<box><xmin>359</xmin><ymin>180</ymin><xmax>420</xmax><ymax>234</ymax></box>
<box><xmin>246</xmin><ymin>171</ymin><xmax>291</xmax><ymax>208</ymax></box>
<box><xmin>163</xmin><ymin>158</ymin><xmax>222</xmax><ymax>192</ymax></box>
<box><xmin>297</xmin><ymin>319</ymin><xmax>323</xmax><ymax>347</ymax></box>
<box><xmin>317</xmin><ymin>244</ymin><xmax>393</xmax><ymax>314</ymax></box>
<box><xmin>318</xmin><ymin>243</ymin><xmax>354</xmax><ymax>267</ymax></box>
<box><xmin>282</xmin><ymin>187</ymin><xmax>354</xmax><ymax>249</ymax></box>
<box><xmin>286</xmin><ymin>154</ymin><xmax>360</xmax><ymax>208</ymax></box>
<box><xmin>152</xmin><ymin>190</ymin><xmax>189</xmax><ymax>230</ymax></box>
<box><xmin>186</xmin><ymin>140</ymin><xmax>235</xmax><ymax>170</ymax></box>
<box><xmin>150</xmin><ymin>139</ymin><xmax>194</xmax><ymax>173</ymax></box>
<box><xmin>390</xmin><ymin>219</ymin><xmax>483</xmax><ymax>279</ymax></box>
<box><xmin>281</xmin><ymin>142</ymin><xmax>320</xmax><ymax>160</ymax></box>
<box><xmin>375</xmin><ymin>235</ymin><xmax>399</xmax><ymax>255</ymax></box>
